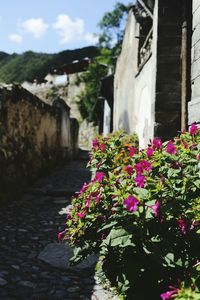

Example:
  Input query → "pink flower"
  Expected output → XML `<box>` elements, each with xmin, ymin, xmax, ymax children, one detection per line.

<box><xmin>166</xmin><ymin>141</ymin><xmax>177</xmax><ymax>155</ymax></box>
<box><xmin>135</xmin><ymin>175</ymin><xmax>146</xmax><ymax>188</ymax></box>
<box><xmin>146</xmin><ymin>147</ymin><xmax>154</xmax><ymax>158</ymax></box>
<box><xmin>94</xmin><ymin>172</ymin><xmax>105</xmax><ymax>182</ymax></box>
<box><xmin>57</xmin><ymin>229</ymin><xmax>67</xmax><ymax>242</ymax></box>
<box><xmin>129</xmin><ymin>146</ymin><xmax>136</xmax><ymax>157</ymax></box>
<box><xmin>96</xmin><ymin>195</ymin><xmax>101</xmax><ymax>203</ymax></box>
<box><xmin>92</xmin><ymin>138</ymin><xmax>99</xmax><ymax>149</ymax></box>
<box><xmin>178</xmin><ymin>219</ymin><xmax>187</xmax><ymax>235</ymax></box>
<box><xmin>189</xmin><ymin>123</ymin><xmax>198</xmax><ymax>135</ymax></box>
<box><xmin>80</xmin><ymin>183</ymin><xmax>89</xmax><ymax>193</ymax></box>
<box><xmin>151</xmin><ymin>201</ymin><xmax>160</xmax><ymax>217</ymax></box>
<box><xmin>77</xmin><ymin>212</ymin><xmax>85</xmax><ymax>219</ymax></box>
<box><xmin>124</xmin><ymin>195</ymin><xmax>139</xmax><ymax>212</ymax></box>
<box><xmin>85</xmin><ymin>199</ymin><xmax>91</xmax><ymax>208</ymax></box>
<box><xmin>197</xmin><ymin>154</ymin><xmax>200</xmax><ymax>160</ymax></box>
<box><xmin>183</xmin><ymin>142</ymin><xmax>188</xmax><ymax>149</ymax></box>
<box><xmin>135</xmin><ymin>160</ymin><xmax>152</xmax><ymax>174</ymax></box>
<box><xmin>125</xmin><ymin>165</ymin><xmax>133</xmax><ymax>175</ymax></box>
<box><xmin>99</xmin><ymin>143</ymin><xmax>106</xmax><ymax>151</ymax></box>
<box><xmin>160</xmin><ymin>288</ymin><xmax>179</xmax><ymax>300</ymax></box>
<box><xmin>152</xmin><ymin>138</ymin><xmax>162</xmax><ymax>150</ymax></box>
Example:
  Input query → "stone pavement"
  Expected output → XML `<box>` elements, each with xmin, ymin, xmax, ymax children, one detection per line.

<box><xmin>0</xmin><ymin>151</ymin><xmax>115</xmax><ymax>300</ymax></box>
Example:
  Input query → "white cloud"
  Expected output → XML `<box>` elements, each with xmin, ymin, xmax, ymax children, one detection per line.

<box><xmin>53</xmin><ymin>14</ymin><xmax>85</xmax><ymax>44</ymax></box>
<box><xmin>21</xmin><ymin>18</ymin><xmax>48</xmax><ymax>38</ymax></box>
<box><xmin>8</xmin><ymin>34</ymin><xmax>23</xmax><ymax>44</ymax></box>
<box><xmin>53</xmin><ymin>14</ymin><xmax>98</xmax><ymax>45</ymax></box>
<box><xmin>84</xmin><ymin>33</ymin><xmax>98</xmax><ymax>44</ymax></box>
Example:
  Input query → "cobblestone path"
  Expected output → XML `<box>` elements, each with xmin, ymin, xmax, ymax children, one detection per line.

<box><xmin>0</xmin><ymin>152</ymin><xmax>113</xmax><ymax>300</ymax></box>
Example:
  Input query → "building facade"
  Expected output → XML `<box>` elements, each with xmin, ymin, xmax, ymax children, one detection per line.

<box><xmin>114</xmin><ymin>0</ymin><xmax>195</xmax><ymax>147</ymax></box>
<box><xmin>188</xmin><ymin>0</ymin><xmax>200</xmax><ymax>124</ymax></box>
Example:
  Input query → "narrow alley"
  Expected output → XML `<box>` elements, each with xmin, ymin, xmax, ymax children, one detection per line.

<box><xmin>0</xmin><ymin>151</ymin><xmax>113</xmax><ymax>300</ymax></box>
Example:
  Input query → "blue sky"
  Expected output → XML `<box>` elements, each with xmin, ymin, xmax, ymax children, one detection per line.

<box><xmin>0</xmin><ymin>0</ymin><xmax>132</xmax><ymax>54</ymax></box>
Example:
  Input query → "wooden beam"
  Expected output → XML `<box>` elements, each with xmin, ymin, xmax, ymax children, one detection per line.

<box><xmin>137</xmin><ymin>0</ymin><xmax>153</xmax><ymax>19</ymax></box>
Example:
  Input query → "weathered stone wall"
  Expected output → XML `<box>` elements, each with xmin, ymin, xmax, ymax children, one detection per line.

<box><xmin>188</xmin><ymin>0</ymin><xmax>200</xmax><ymax>124</ymax></box>
<box><xmin>0</xmin><ymin>85</ymin><xmax>78</xmax><ymax>194</ymax></box>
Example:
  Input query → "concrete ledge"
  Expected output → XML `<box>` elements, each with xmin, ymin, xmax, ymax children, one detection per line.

<box><xmin>188</xmin><ymin>97</ymin><xmax>200</xmax><ymax>124</ymax></box>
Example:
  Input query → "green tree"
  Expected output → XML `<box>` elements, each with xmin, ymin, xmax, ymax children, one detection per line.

<box><xmin>77</xmin><ymin>2</ymin><xmax>131</xmax><ymax>123</ymax></box>
<box><xmin>98</xmin><ymin>2</ymin><xmax>130</xmax><ymax>51</ymax></box>
<box><xmin>77</xmin><ymin>48</ymin><xmax>111</xmax><ymax>123</ymax></box>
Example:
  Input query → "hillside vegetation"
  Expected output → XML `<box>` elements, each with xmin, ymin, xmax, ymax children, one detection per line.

<box><xmin>0</xmin><ymin>46</ymin><xmax>99</xmax><ymax>83</ymax></box>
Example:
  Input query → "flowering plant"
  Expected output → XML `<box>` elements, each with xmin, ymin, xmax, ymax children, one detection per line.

<box><xmin>60</xmin><ymin>128</ymin><xmax>200</xmax><ymax>299</ymax></box>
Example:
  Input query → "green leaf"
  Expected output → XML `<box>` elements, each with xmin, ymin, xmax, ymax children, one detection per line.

<box><xmin>194</xmin><ymin>180</ymin><xmax>200</xmax><ymax>189</ymax></box>
<box><xmin>133</xmin><ymin>188</ymin><xmax>149</xmax><ymax>199</ymax></box>
<box><xmin>104</xmin><ymin>227</ymin><xmax>135</xmax><ymax>248</ymax></box>
<box><xmin>98</xmin><ymin>221</ymin><xmax>118</xmax><ymax>232</ymax></box>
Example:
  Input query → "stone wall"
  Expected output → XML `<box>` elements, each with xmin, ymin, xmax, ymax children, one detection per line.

<box><xmin>188</xmin><ymin>0</ymin><xmax>200</xmax><ymax>124</ymax></box>
<box><xmin>0</xmin><ymin>85</ymin><xmax>79</xmax><ymax>194</ymax></box>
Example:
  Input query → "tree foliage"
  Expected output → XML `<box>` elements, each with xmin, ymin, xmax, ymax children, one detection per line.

<box><xmin>98</xmin><ymin>2</ymin><xmax>130</xmax><ymax>51</ymax></box>
<box><xmin>77</xmin><ymin>48</ymin><xmax>112</xmax><ymax>123</ymax></box>
<box><xmin>0</xmin><ymin>47</ymin><xmax>99</xmax><ymax>83</ymax></box>
<box><xmin>77</xmin><ymin>2</ymin><xmax>131</xmax><ymax>123</ymax></box>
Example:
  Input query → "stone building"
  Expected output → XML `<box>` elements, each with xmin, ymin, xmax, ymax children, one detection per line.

<box><xmin>188</xmin><ymin>0</ymin><xmax>200</xmax><ymax>124</ymax></box>
<box><xmin>114</xmin><ymin>0</ymin><xmax>194</xmax><ymax>148</ymax></box>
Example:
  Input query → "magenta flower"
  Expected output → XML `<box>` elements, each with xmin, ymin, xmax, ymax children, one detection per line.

<box><xmin>146</xmin><ymin>147</ymin><xmax>154</xmax><ymax>158</ymax></box>
<box><xmin>80</xmin><ymin>183</ymin><xmax>89</xmax><ymax>193</ymax></box>
<box><xmin>96</xmin><ymin>195</ymin><xmax>101</xmax><ymax>203</ymax></box>
<box><xmin>183</xmin><ymin>142</ymin><xmax>188</xmax><ymax>149</ymax></box>
<box><xmin>197</xmin><ymin>154</ymin><xmax>200</xmax><ymax>160</ymax></box>
<box><xmin>177</xmin><ymin>219</ymin><xmax>187</xmax><ymax>235</ymax></box>
<box><xmin>124</xmin><ymin>195</ymin><xmax>139</xmax><ymax>212</ymax></box>
<box><xmin>77</xmin><ymin>212</ymin><xmax>85</xmax><ymax>219</ymax></box>
<box><xmin>160</xmin><ymin>287</ymin><xmax>179</xmax><ymax>300</ymax></box>
<box><xmin>125</xmin><ymin>165</ymin><xmax>133</xmax><ymax>175</ymax></box>
<box><xmin>85</xmin><ymin>199</ymin><xmax>91</xmax><ymax>208</ymax></box>
<box><xmin>99</xmin><ymin>143</ymin><xmax>106</xmax><ymax>151</ymax></box>
<box><xmin>152</xmin><ymin>138</ymin><xmax>162</xmax><ymax>150</ymax></box>
<box><xmin>135</xmin><ymin>175</ymin><xmax>146</xmax><ymax>188</ymax></box>
<box><xmin>92</xmin><ymin>138</ymin><xmax>99</xmax><ymax>149</ymax></box>
<box><xmin>94</xmin><ymin>172</ymin><xmax>105</xmax><ymax>182</ymax></box>
<box><xmin>166</xmin><ymin>141</ymin><xmax>177</xmax><ymax>155</ymax></box>
<box><xmin>189</xmin><ymin>123</ymin><xmax>198</xmax><ymax>135</ymax></box>
<box><xmin>57</xmin><ymin>229</ymin><xmax>67</xmax><ymax>242</ymax></box>
<box><xmin>141</xmin><ymin>160</ymin><xmax>152</xmax><ymax>171</ymax></box>
<box><xmin>129</xmin><ymin>146</ymin><xmax>136</xmax><ymax>157</ymax></box>
<box><xmin>151</xmin><ymin>201</ymin><xmax>160</xmax><ymax>217</ymax></box>
<box><xmin>135</xmin><ymin>160</ymin><xmax>152</xmax><ymax>175</ymax></box>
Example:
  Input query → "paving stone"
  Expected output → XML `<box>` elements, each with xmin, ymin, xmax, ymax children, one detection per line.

<box><xmin>18</xmin><ymin>281</ymin><xmax>36</xmax><ymax>289</ymax></box>
<box><xmin>0</xmin><ymin>156</ymin><xmax>116</xmax><ymax>300</ymax></box>
<box><xmin>38</xmin><ymin>243</ymin><xmax>98</xmax><ymax>270</ymax></box>
<box><xmin>67</xmin><ymin>286</ymin><xmax>81</xmax><ymax>293</ymax></box>
<box><xmin>0</xmin><ymin>278</ymin><xmax>8</xmax><ymax>286</ymax></box>
<box><xmin>11</xmin><ymin>265</ymin><xmax>20</xmax><ymax>270</ymax></box>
